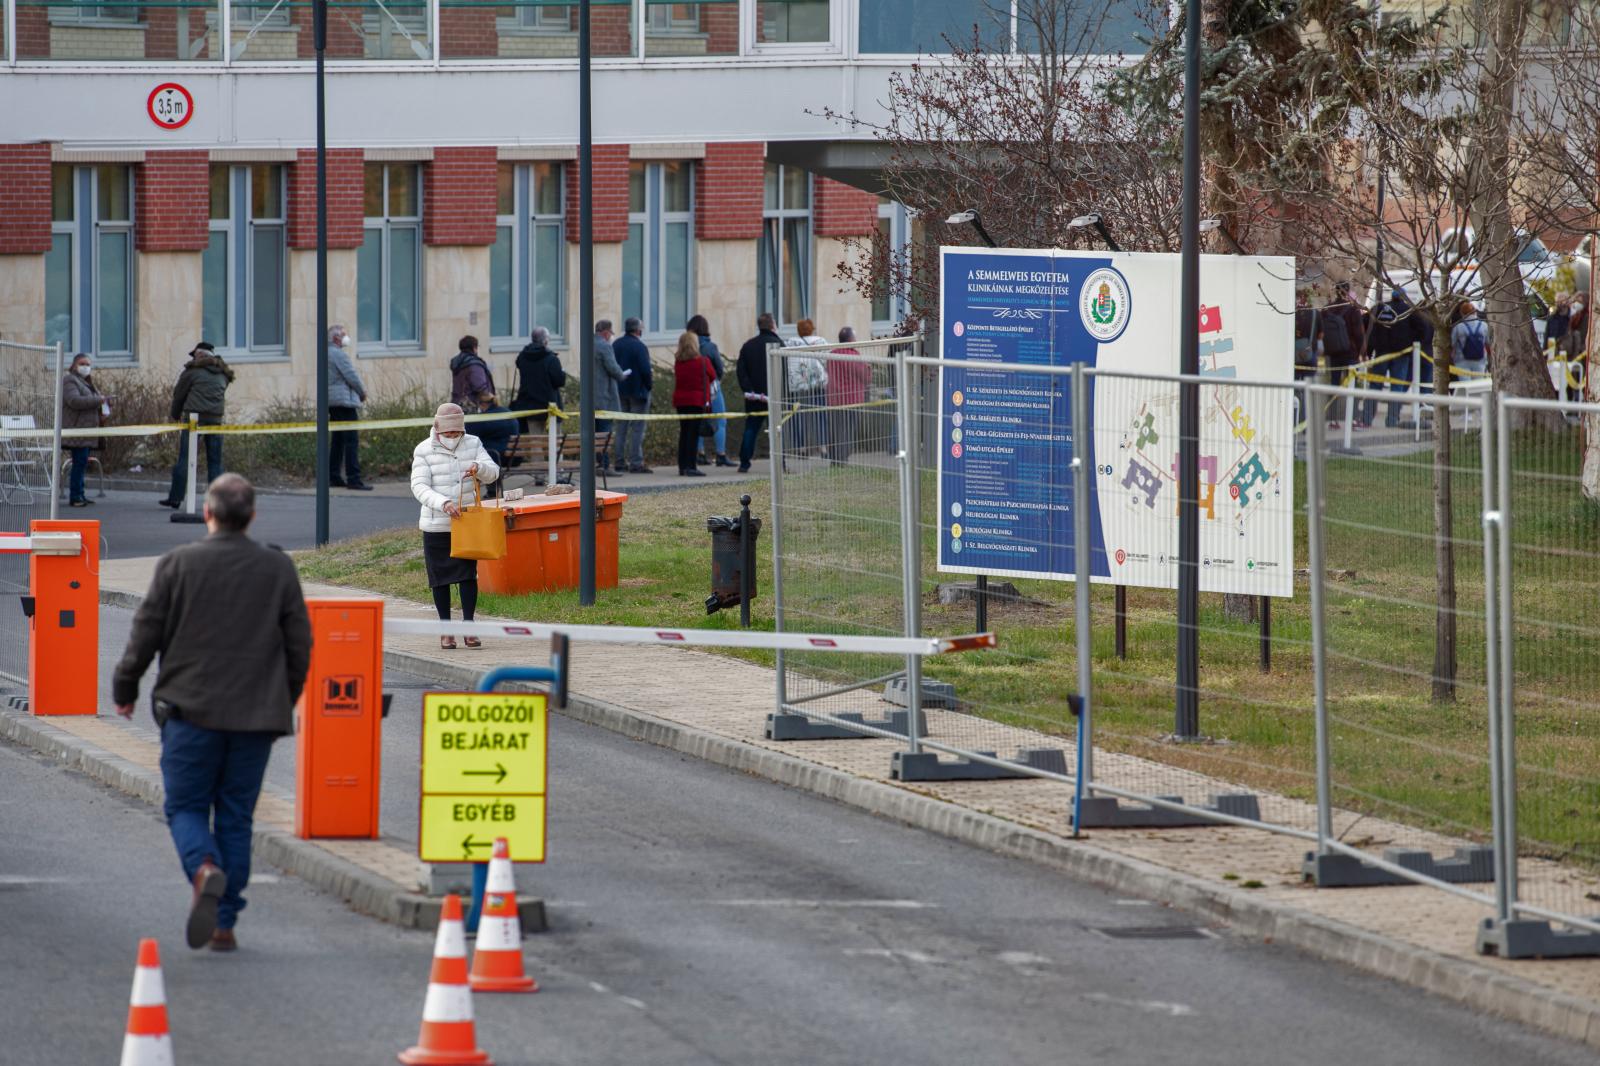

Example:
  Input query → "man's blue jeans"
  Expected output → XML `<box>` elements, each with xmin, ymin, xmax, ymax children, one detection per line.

<box><xmin>159</xmin><ymin>717</ymin><xmax>277</xmax><ymax>930</ymax></box>
<box><xmin>619</xmin><ymin>396</ymin><xmax>649</xmax><ymax>469</ymax></box>
<box><xmin>68</xmin><ymin>445</ymin><xmax>90</xmax><ymax>502</ymax></box>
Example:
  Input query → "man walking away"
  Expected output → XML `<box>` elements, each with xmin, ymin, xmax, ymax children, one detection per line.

<box><xmin>450</xmin><ymin>336</ymin><xmax>495</xmax><ymax>413</ymax></box>
<box><xmin>160</xmin><ymin>342</ymin><xmax>233</xmax><ymax>508</ymax></box>
<box><xmin>114</xmin><ymin>474</ymin><xmax>311</xmax><ymax>952</ymax></box>
<box><xmin>592</xmin><ymin>319</ymin><xmax>629</xmax><ymax>474</ymax></box>
<box><xmin>736</xmin><ymin>313</ymin><xmax>784</xmax><ymax>473</ymax></box>
<box><xmin>1452</xmin><ymin>302</ymin><xmax>1491</xmax><ymax>376</ymax></box>
<box><xmin>511</xmin><ymin>326</ymin><xmax>566</xmax><ymax>434</ymax></box>
<box><xmin>613</xmin><ymin>317</ymin><xmax>654</xmax><ymax>473</ymax></box>
<box><xmin>326</xmin><ymin>324</ymin><xmax>372</xmax><ymax>490</ymax></box>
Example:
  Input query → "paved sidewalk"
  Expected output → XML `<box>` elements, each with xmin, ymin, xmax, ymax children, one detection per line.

<box><xmin>87</xmin><ymin>553</ymin><xmax>1600</xmax><ymax>1049</ymax></box>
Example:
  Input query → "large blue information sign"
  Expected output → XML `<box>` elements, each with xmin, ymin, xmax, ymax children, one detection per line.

<box><xmin>936</xmin><ymin>245</ymin><xmax>1297</xmax><ymax>596</ymax></box>
<box><xmin>937</xmin><ymin>248</ymin><xmax>1112</xmax><ymax>581</ymax></box>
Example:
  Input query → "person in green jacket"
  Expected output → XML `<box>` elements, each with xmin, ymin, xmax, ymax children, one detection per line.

<box><xmin>160</xmin><ymin>341</ymin><xmax>235</xmax><ymax>508</ymax></box>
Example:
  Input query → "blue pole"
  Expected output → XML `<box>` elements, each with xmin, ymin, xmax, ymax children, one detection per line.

<box><xmin>466</xmin><ymin>664</ymin><xmax>560</xmax><ymax>933</ymax></box>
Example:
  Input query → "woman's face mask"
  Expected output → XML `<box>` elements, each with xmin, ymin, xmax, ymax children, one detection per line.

<box><xmin>438</xmin><ymin>433</ymin><xmax>463</xmax><ymax>451</ymax></box>
<box><xmin>75</xmin><ymin>363</ymin><xmax>92</xmax><ymax>377</ymax></box>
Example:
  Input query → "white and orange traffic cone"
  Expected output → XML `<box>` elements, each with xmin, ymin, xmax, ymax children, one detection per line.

<box><xmin>469</xmin><ymin>837</ymin><xmax>538</xmax><ymax>994</ymax></box>
<box><xmin>120</xmin><ymin>938</ymin><xmax>174</xmax><ymax>1066</ymax></box>
<box><xmin>399</xmin><ymin>894</ymin><xmax>493</xmax><ymax>1066</ymax></box>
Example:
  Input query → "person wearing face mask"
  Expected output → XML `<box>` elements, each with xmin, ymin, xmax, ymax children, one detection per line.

<box><xmin>1566</xmin><ymin>295</ymin><xmax>1588</xmax><ymax>359</ymax></box>
<box><xmin>326</xmin><ymin>324</ymin><xmax>372</xmax><ymax>490</ymax></box>
<box><xmin>61</xmin><ymin>353</ymin><xmax>108</xmax><ymax>507</ymax></box>
<box><xmin>410</xmin><ymin>403</ymin><xmax>500</xmax><ymax>650</ymax></box>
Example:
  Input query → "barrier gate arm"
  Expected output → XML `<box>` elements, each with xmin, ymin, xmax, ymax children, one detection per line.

<box><xmin>387</xmin><ymin>618</ymin><xmax>996</xmax><ymax>657</ymax></box>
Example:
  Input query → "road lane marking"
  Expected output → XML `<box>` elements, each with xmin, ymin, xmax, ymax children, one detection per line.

<box><xmin>843</xmin><ymin>948</ymin><xmax>941</xmax><ymax>964</ymax></box>
<box><xmin>707</xmin><ymin>899</ymin><xmax>935</xmax><ymax>909</ymax></box>
<box><xmin>1082</xmin><ymin>992</ymin><xmax>1195</xmax><ymax>1017</ymax></box>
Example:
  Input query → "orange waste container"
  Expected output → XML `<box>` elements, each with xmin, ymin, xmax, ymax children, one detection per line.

<box><xmin>295</xmin><ymin>598</ymin><xmax>384</xmax><ymax>839</ymax></box>
<box><xmin>478</xmin><ymin>490</ymin><xmax>627</xmax><ymax>596</ymax></box>
<box><xmin>28</xmin><ymin>518</ymin><xmax>99</xmax><ymax>716</ymax></box>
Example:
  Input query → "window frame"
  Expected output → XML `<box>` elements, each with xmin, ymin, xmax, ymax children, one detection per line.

<box><xmin>204</xmin><ymin>163</ymin><xmax>288</xmax><ymax>361</ymax></box>
<box><xmin>746</xmin><ymin>0</ymin><xmax>839</xmax><ymax>53</ymax></box>
<box><xmin>46</xmin><ymin>164</ymin><xmax>136</xmax><ymax>365</ymax></box>
<box><xmin>357</xmin><ymin>163</ymin><xmax>426</xmax><ymax>356</ymax></box>
<box><xmin>622</xmin><ymin>160</ymin><xmax>696</xmax><ymax>337</ymax></box>
<box><xmin>872</xmin><ymin>197</ymin><xmax>912</xmax><ymax>334</ymax></box>
<box><xmin>757</xmin><ymin>162</ymin><xmax>812</xmax><ymax>328</ymax></box>
<box><xmin>490</xmin><ymin>160</ymin><xmax>566</xmax><ymax>347</ymax></box>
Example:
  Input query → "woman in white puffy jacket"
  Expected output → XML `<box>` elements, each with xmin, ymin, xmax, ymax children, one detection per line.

<box><xmin>411</xmin><ymin>403</ymin><xmax>500</xmax><ymax>649</ymax></box>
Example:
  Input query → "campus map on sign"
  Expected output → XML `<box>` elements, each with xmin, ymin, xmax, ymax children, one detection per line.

<box><xmin>937</xmin><ymin>247</ymin><xmax>1296</xmax><ymax>598</ymax></box>
<box><xmin>420</xmin><ymin>691</ymin><xmax>548</xmax><ymax>863</ymax></box>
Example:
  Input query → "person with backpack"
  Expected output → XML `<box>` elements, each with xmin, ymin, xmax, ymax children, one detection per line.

<box><xmin>1451</xmin><ymin>302</ymin><xmax>1491</xmax><ymax>377</ymax></box>
<box><xmin>1317</xmin><ymin>290</ymin><xmax>1358</xmax><ymax>428</ymax></box>
<box><xmin>511</xmin><ymin>326</ymin><xmax>566</xmax><ymax>433</ymax></box>
<box><xmin>449</xmin><ymin>336</ymin><xmax>495</xmax><ymax>413</ymax></box>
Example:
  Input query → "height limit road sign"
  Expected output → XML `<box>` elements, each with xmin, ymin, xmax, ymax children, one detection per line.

<box><xmin>420</xmin><ymin>692</ymin><xmax>548</xmax><ymax>863</ymax></box>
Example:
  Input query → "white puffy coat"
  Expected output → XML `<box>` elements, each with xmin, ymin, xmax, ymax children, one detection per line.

<box><xmin>410</xmin><ymin>433</ymin><xmax>500</xmax><ymax>533</ymax></box>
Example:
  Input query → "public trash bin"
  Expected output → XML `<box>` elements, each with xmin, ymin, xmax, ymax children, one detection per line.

<box><xmin>707</xmin><ymin>495</ymin><xmax>760</xmax><ymax>619</ymax></box>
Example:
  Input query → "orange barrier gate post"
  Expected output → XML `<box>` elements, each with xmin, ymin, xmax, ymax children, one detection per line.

<box><xmin>296</xmin><ymin>597</ymin><xmax>384</xmax><ymax>839</ymax></box>
<box><xmin>28</xmin><ymin>518</ymin><xmax>99</xmax><ymax>716</ymax></box>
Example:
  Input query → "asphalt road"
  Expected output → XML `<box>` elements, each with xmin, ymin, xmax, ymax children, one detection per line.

<box><xmin>2</xmin><ymin>617</ymin><xmax>1597</xmax><ymax>1064</ymax></box>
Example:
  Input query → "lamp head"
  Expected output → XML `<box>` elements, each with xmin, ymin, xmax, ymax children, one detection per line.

<box><xmin>1067</xmin><ymin>213</ymin><xmax>1101</xmax><ymax>229</ymax></box>
<box><xmin>1199</xmin><ymin>218</ymin><xmax>1222</xmax><ymax>232</ymax></box>
<box><xmin>946</xmin><ymin>210</ymin><xmax>978</xmax><ymax>225</ymax></box>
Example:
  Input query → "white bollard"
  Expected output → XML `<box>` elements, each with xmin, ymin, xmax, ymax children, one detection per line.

<box><xmin>546</xmin><ymin>406</ymin><xmax>558</xmax><ymax>486</ymax></box>
<box><xmin>184</xmin><ymin>413</ymin><xmax>199</xmax><ymax>516</ymax></box>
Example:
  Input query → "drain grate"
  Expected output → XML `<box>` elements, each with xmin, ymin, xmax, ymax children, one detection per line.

<box><xmin>1093</xmin><ymin>925</ymin><xmax>1214</xmax><ymax>940</ymax></box>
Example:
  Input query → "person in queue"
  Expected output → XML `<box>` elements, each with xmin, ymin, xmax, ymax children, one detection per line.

<box><xmin>410</xmin><ymin>403</ymin><xmax>500</xmax><ymax>650</ymax></box>
<box><xmin>60</xmin><ymin>352</ymin><xmax>108</xmax><ymax>507</ymax></box>
<box><xmin>671</xmin><ymin>330</ymin><xmax>716</xmax><ymax>477</ymax></box>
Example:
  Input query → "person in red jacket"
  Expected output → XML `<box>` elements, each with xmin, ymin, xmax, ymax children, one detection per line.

<box><xmin>825</xmin><ymin>326</ymin><xmax>872</xmax><ymax>463</ymax></box>
<box><xmin>671</xmin><ymin>330</ymin><xmax>716</xmax><ymax>477</ymax></box>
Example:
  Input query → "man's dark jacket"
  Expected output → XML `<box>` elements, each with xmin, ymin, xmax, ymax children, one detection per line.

<box><xmin>169</xmin><ymin>353</ymin><xmax>234</xmax><ymax>425</ymax></box>
<box><xmin>613</xmin><ymin>333</ymin><xmax>654</xmax><ymax>400</ymax></box>
<box><xmin>113</xmin><ymin>532</ymin><xmax>312</xmax><ymax>735</ymax></box>
<box><xmin>737</xmin><ymin>330</ymin><xmax>783</xmax><ymax>413</ymax></box>
<box><xmin>512</xmin><ymin>344</ymin><xmax>567</xmax><ymax>413</ymax></box>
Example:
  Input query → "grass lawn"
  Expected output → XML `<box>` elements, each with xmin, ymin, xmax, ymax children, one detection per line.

<box><xmin>298</xmin><ymin>427</ymin><xmax>1600</xmax><ymax>867</ymax></box>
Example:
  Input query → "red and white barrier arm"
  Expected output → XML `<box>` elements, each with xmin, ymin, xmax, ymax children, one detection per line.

<box><xmin>0</xmin><ymin>532</ymin><xmax>83</xmax><ymax>555</ymax></box>
<box><xmin>383</xmin><ymin>617</ymin><xmax>996</xmax><ymax>657</ymax></box>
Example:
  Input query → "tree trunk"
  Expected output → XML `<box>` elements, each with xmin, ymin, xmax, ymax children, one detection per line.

<box><xmin>1470</xmin><ymin>0</ymin><xmax>1558</xmax><ymax>426</ymax></box>
<box><xmin>1223</xmin><ymin>593</ymin><xmax>1258</xmax><ymax>622</ymax></box>
<box><xmin>1431</xmin><ymin>318</ymin><xmax>1458</xmax><ymax>702</ymax></box>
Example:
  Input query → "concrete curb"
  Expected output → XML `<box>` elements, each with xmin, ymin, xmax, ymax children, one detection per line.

<box><xmin>386</xmin><ymin>645</ymin><xmax>1600</xmax><ymax>1051</ymax></box>
<box><xmin>0</xmin><ymin>705</ymin><xmax>544</xmax><ymax>935</ymax></box>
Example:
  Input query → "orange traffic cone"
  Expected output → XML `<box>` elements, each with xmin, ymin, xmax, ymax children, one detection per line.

<box><xmin>470</xmin><ymin>837</ymin><xmax>538</xmax><ymax>994</ymax></box>
<box><xmin>399</xmin><ymin>894</ymin><xmax>493</xmax><ymax>1066</ymax></box>
<box><xmin>120</xmin><ymin>938</ymin><xmax>174</xmax><ymax>1066</ymax></box>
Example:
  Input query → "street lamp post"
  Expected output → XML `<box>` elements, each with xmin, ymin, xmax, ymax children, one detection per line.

<box><xmin>577</xmin><ymin>0</ymin><xmax>596</xmax><ymax>605</ymax></box>
<box><xmin>313</xmin><ymin>0</ymin><xmax>330</xmax><ymax>548</ymax></box>
<box><xmin>1176</xmin><ymin>0</ymin><xmax>1203</xmax><ymax>739</ymax></box>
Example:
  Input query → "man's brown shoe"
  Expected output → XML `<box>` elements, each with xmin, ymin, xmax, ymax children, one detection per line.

<box><xmin>187</xmin><ymin>862</ymin><xmax>226</xmax><ymax>949</ymax></box>
<box><xmin>209</xmin><ymin>928</ymin><xmax>237</xmax><ymax>952</ymax></box>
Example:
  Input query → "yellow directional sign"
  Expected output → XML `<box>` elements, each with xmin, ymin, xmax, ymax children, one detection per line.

<box><xmin>420</xmin><ymin>692</ymin><xmax>548</xmax><ymax>864</ymax></box>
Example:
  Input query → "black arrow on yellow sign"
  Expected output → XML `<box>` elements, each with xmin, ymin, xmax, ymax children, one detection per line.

<box><xmin>461</xmin><ymin>834</ymin><xmax>493</xmax><ymax>859</ymax></box>
<box><xmin>462</xmin><ymin>763</ymin><xmax>508</xmax><ymax>785</ymax></box>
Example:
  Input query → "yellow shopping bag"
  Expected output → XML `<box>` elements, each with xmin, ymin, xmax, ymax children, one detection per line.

<box><xmin>449</xmin><ymin>479</ymin><xmax>507</xmax><ymax>561</ymax></box>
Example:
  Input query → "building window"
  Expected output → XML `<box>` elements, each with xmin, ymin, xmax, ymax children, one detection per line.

<box><xmin>646</xmin><ymin>2</ymin><xmax>700</xmax><ymax>33</ymax></box>
<box><xmin>621</xmin><ymin>161</ymin><xmax>693</xmax><ymax>335</ymax></box>
<box><xmin>358</xmin><ymin>163</ymin><xmax>422</xmax><ymax>351</ymax></box>
<box><xmin>873</xmin><ymin>197</ymin><xmax>913</xmax><ymax>333</ymax></box>
<box><xmin>45</xmin><ymin>164</ymin><xmax>134</xmax><ymax>360</ymax></box>
<box><xmin>203</xmin><ymin>164</ymin><xmax>286</xmax><ymax>356</ymax></box>
<box><xmin>490</xmin><ymin>161</ymin><xmax>565</xmax><ymax>344</ymax></box>
<box><xmin>757</xmin><ymin>163</ymin><xmax>811</xmax><ymax>327</ymax></box>
<box><xmin>755</xmin><ymin>0</ymin><xmax>829</xmax><ymax>43</ymax></box>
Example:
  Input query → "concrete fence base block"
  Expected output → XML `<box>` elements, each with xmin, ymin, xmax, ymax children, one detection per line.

<box><xmin>892</xmin><ymin>748</ymin><xmax>1067</xmax><ymax>782</ymax></box>
<box><xmin>1478</xmin><ymin>918</ymin><xmax>1600</xmax><ymax>960</ymax></box>
<box><xmin>882</xmin><ymin>676</ymin><xmax>959</xmax><ymax>709</ymax></box>
<box><xmin>1072</xmin><ymin>793</ymin><xmax>1262</xmax><ymax>830</ymax></box>
<box><xmin>1304</xmin><ymin>846</ymin><xmax>1496</xmax><ymax>887</ymax></box>
<box><xmin>765</xmin><ymin>708</ymin><xmax>926</xmax><ymax>741</ymax></box>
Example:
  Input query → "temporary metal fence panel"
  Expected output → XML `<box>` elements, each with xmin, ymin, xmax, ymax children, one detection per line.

<box><xmin>1495</xmin><ymin>394</ymin><xmax>1600</xmax><ymax>940</ymax></box>
<box><xmin>1307</xmin><ymin>383</ymin><xmax>1502</xmax><ymax>898</ymax></box>
<box><xmin>0</xmin><ymin>339</ymin><xmax>63</xmax><ymax>690</ymax></box>
<box><xmin>766</xmin><ymin>339</ymin><xmax>930</xmax><ymax>744</ymax></box>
